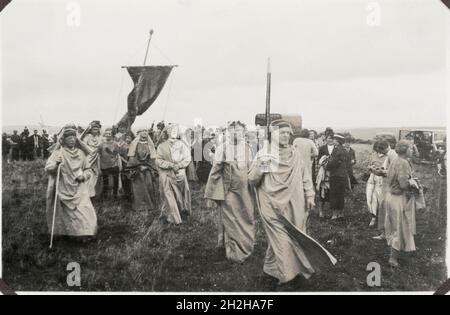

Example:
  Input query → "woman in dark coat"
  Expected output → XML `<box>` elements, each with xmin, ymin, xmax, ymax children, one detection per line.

<box><xmin>326</xmin><ymin>134</ymin><xmax>349</xmax><ymax>220</ymax></box>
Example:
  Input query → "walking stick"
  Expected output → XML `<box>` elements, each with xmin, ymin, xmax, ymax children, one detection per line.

<box><xmin>50</xmin><ymin>163</ymin><xmax>62</xmax><ymax>249</ymax></box>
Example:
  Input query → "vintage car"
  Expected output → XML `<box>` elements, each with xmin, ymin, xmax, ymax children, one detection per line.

<box><xmin>399</xmin><ymin>129</ymin><xmax>446</xmax><ymax>161</ymax></box>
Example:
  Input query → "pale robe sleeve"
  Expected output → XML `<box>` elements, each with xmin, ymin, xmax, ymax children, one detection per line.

<box><xmin>204</xmin><ymin>144</ymin><xmax>226</xmax><ymax>201</ymax></box>
<box><xmin>310</xmin><ymin>140</ymin><xmax>319</xmax><ymax>159</ymax></box>
<box><xmin>177</xmin><ymin>141</ymin><xmax>192</xmax><ymax>169</ymax></box>
<box><xmin>301</xmin><ymin>162</ymin><xmax>315</xmax><ymax>201</ymax></box>
<box><xmin>148</xmin><ymin>137</ymin><xmax>157</xmax><ymax>159</ymax></box>
<box><xmin>45</xmin><ymin>150</ymin><xmax>62</xmax><ymax>175</ymax></box>
<box><xmin>156</xmin><ymin>143</ymin><xmax>175</xmax><ymax>170</ymax></box>
<box><xmin>248</xmin><ymin>152</ymin><xmax>265</xmax><ymax>186</ymax></box>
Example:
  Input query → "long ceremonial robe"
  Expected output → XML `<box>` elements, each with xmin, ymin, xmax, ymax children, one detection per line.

<box><xmin>83</xmin><ymin>133</ymin><xmax>101</xmax><ymax>198</ymax></box>
<box><xmin>45</xmin><ymin>146</ymin><xmax>97</xmax><ymax>236</ymax></box>
<box><xmin>128</xmin><ymin>141</ymin><xmax>158</xmax><ymax>211</ymax></box>
<box><xmin>248</xmin><ymin>145</ymin><xmax>337</xmax><ymax>283</ymax></box>
<box><xmin>156</xmin><ymin>140</ymin><xmax>192</xmax><ymax>224</ymax></box>
<box><xmin>204</xmin><ymin>141</ymin><xmax>256</xmax><ymax>263</ymax></box>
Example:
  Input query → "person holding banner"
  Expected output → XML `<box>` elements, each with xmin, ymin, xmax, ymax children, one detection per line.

<box><xmin>127</xmin><ymin>129</ymin><xmax>158</xmax><ymax>212</ymax></box>
<box><xmin>156</xmin><ymin>124</ymin><xmax>192</xmax><ymax>224</ymax></box>
<box><xmin>249</xmin><ymin>119</ymin><xmax>336</xmax><ymax>285</ymax></box>
<box><xmin>45</xmin><ymin>124</ymin><xmax>97</xmax><ymax>241</ymax></box>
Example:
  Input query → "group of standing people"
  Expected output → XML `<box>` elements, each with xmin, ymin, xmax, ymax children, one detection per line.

<box><xmin>13</xmin><ymin>117</ymin><xmax>427</xmax><ymax>285</ymax></box>
<box><xmin>365</xmin><ymin>139</ymin><xmax>426</xmax><ymax>267</ymax></box>
<box><xmin>293</xmin><ymin>127</ymin><xmax>357</xmax><ymax>221</ymax></box>
<box><xmin>205</xmin><ymin>120</ymin><xmax>337</xmax><ymax>284</ymax></box>
<box><xmin>2</xmin><ymin>128</ymin><xmax>52</xmax><ymax>162</ymax></box>
<box><xmin>44</xmin><ymin>119</ymin><xmax>338</xmax><ymax>286</ymax></box>
<box><xmin>45</xmin><ymin>121</ymin><xmax>194</xmax><ymax>244</ymax></box>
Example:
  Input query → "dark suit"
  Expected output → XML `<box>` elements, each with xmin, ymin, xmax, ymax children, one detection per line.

<box><xmin>318</xmin><ymin>144</ymin><xmax>335</xmax><ymax>160</ymax></box>
<box><xmin>345</xmin><ymin>147</ymin><xmax>357</xmax><ymax>187</ymax></box>
<box><xmin>20</xmin><ymin>133</ymin><xmax>30</xmax><ymax>161</ymax></box>
<box><xmin>10</xmin><ymin>134</ymin><xmax>21</xmax><ymax>161</ymax></box>
<box><xmin>42</xmin><ymin>135</ymin><xmax>51</xmax><ymax>159</ymax></box>
<box><xmin>326</xmin><ymin>144</ymin><xmax>348</xmax><ymax>211</ymax></box>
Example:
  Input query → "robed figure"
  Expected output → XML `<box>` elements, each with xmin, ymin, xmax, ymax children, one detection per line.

<box><xmin>45</xmin><ymin>125</ymin><xmax>98</xmax><ymax>237</ymax></box>
<box><xmin>127</xmin><ymin>129</ymin><xmax>158</xmax><ymax>211</ymax></box>
<box><xmin>156</xmin><ymin>124</ymin><xmax>192</xmax><ymax>225</ymax></box>
<box><xmin>248</xmin><ymin>120</ymin><xmax>337</xmax><ymax>284</ymax></box>
<box><xmin>205</xmin><ymin>121</ymin><xmax>256</xmax><ymax>263</ymax></box>
<box><xmin>82</xmin><ymin>121</ymin><xmax>102</xmax><ymax>198</ymax></box>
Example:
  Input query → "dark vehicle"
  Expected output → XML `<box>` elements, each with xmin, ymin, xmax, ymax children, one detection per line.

<box><xmin>399</xmin><ymin>129</ymin><xmax>446</xmax><ymax>161</ymax></box>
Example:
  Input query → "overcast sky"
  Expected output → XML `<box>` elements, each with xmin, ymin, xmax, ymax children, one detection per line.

<box><xmin>1</xmin><ymin>0</ymin><xmax>448</xmax><ymax>129</ymax></box>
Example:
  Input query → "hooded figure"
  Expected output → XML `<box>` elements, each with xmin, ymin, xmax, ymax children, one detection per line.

<box><xmin>82</xmin><ymin>121</ymin><xmax>102</xmax><ymax>198</ymax></box>
<box><xmin>127</xmin><ymin>129</ymin><xmax>158</xmax><ymax>211</ymax></box>
<box><xmin>156</xmin><ymin>124</ymin><xmax>192</xmax><ymax>224</ymax></box>
<box><xmin>45</xmin><ymin>124</ymin><xmax>97</xmax><ymax>238</ymax></box>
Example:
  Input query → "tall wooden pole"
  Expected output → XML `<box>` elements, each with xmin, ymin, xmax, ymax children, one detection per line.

<box><xmin>265</xmin><ymin>58</ymin><xmax>272</xmax><ymax>150</ymax></box>
<box><xmin>50</xmin><ymin>164</ymin><xmax>62</xmax><ymax>249</ymax></box>
<box><xmin>143</xmin><ymin>29</ymin><xmax>154</xmax><ymax>66</ymax></box>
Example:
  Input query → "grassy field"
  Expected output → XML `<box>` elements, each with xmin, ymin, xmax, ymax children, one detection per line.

<box><xmin>1</xmin><ymin>144</ymin><xmax>447</xmax><ymax>292</ymax></box>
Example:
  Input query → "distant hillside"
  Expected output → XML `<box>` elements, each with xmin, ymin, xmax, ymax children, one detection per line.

<box><xmin>2</xmin><ymin>125</ymin><xmax>446</xmax><ymax>141</ymax></box>
<box><xmin>307</xmin><ymin>127</ymin><xmax>446</xmax><ymax>141</ymax></box>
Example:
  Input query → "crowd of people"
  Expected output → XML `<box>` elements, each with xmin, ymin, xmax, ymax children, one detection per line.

<box><xmin>2</xmin><ymin>119</ymin><xmax>439</xmax><ymax>287</ymax></box>
<box><xmin>2</xmin><ymin>127</ymin><xmax>52</xmax><ymax>162</ymax></box>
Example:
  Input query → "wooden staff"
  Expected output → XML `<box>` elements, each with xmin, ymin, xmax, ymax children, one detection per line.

<box><xmin>143</xmin><ymin>29</ymin><xmax>154</xmax><ymax>66</ymax></box>
<box><xmin>49</xmin><ymin>163</ymin><xmax>62</xmax><ymax>249</ymax></box>
<box><xmin>265</xmin><ymin>58</ymin><xmax>272</xmax><ymax>152</ymax></box>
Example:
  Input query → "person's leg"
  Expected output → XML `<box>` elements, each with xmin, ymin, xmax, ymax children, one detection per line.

<box><xmin>112</xmin><ymin>168</ymin><xmax>119</xmax><ymax>198</ymax></box>
<box><xmin>319</xmin><ymin>201</ymin><xmax>325</xmax><ymax>218</ymax></box>
<box><xmin>102</xmin><ymin>171</ymin><xmax>110</xmax><ymax>199</ymax></box>
<box><xmin>389</xmin><ymin>247</ymin><xmax>399</xmax><ymax>267</ymax></box>
<box><xmin>121</xmin><ymin>173</ymin><xmax>130</xmax><ymax>201</ymax></box>
<box><xmin>337</xmin><ymin>177</ymin><xmax>346</xmax><ymax>218</ymax></box>
<box><xmin>330</xmin><ymin>177</ymin><xmax>339</xmax><ymax>220</ymax></box>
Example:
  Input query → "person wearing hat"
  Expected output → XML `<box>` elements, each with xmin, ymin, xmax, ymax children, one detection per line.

<box><xmin>156</xmin><ymin>124</ymin><xmax>192</xmax><ymax>224</ymax></box>
<box><xmin>204</xmin><ymin>121</ymin><xmax>256</xmax><ymax>263</ymax></box>
<box><xmin>82</xmin><ymin>121</ymin><xmax>102</xmax><ymax>198</ymax></box>
<box><xmin>326</xmin><ymin>133</ymin><xmax>349</xmax><ymax>220</ymax></box>
<box><xmin>249</xmin><ymin>119</ymin><xmax>336</xmax><ymax>285</ymax></box>
<box><xmin>127</xmin><ymin>129</ymin><xmax>158</xmax><ymax>211</ymax></box>
<box><xmin>45</xmin><ymin>124</ymin><xmax>97</xmax><ymax>240</ymax></box>
<box><xmin>118</xmin><ymin>132</ymin><xmax>135</xmax><ymax>202</ymax></box>
<box><xmin>317</xmin><ymin>134</ymin><xmax>335</xmax><ymax>218</ymax></box>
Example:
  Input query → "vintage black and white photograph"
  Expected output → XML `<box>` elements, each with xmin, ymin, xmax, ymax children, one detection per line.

<box><xmin>0</xmin><ymin>0</ymin><xmax>449</xmax><ymax>295</ymax></box>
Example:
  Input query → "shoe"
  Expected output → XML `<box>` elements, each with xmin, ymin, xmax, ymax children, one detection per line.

<box><xmin>388</xmin><ymin>258</ymin><xmax>399</xmax><ymax>268</ymax></box>
<box><xmin>372</xmin><ymin>234</ymin><xmax>385</xmax><ymax>240</ymax></box>
<box><xmin>369</xmin><ymin>218</ymin><xmax>377</xmax><ymax>227</ymax></box>
<box><xmin>331</xmin><ymin>215</ymin><xmax>338</xmax><ymax>220</ymax></box>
